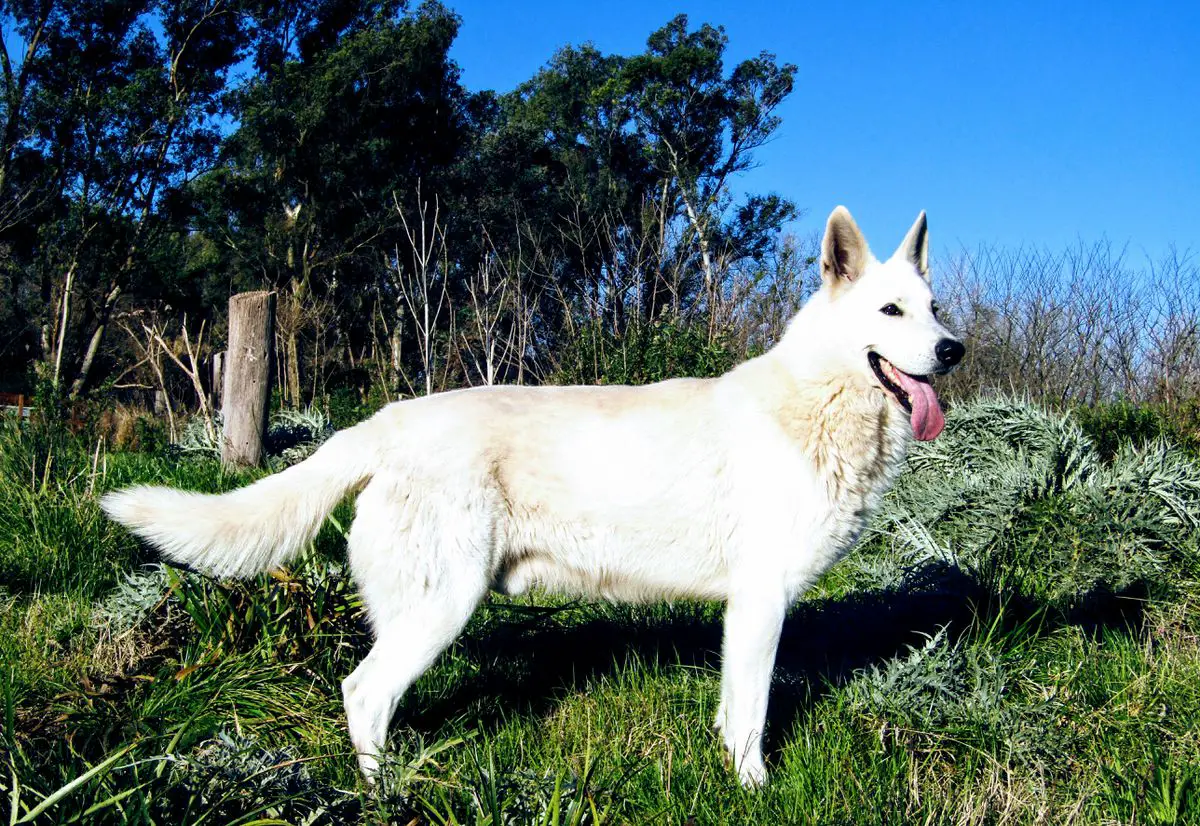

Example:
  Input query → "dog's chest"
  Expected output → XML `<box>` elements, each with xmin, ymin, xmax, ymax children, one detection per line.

<box><xmin>777</xmin><ymin>390</ymin><xmax>910</xmax><ymax>588</ymax></box>
<box><xmin>819</xmin><ymin>398</ymin><xmax>907</xmax><ymax>505</ymax></box>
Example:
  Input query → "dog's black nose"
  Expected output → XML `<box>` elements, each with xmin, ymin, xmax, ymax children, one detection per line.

<box><xmin>936</xmin><ymin>338</ymin><xmax>964</xmax><ymax>368</ymax></box>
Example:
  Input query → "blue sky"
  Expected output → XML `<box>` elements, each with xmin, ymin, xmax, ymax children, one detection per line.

<box><xmin>446</xmin><ymin>0</ymin><xmax>1199</xmax><ymax>261</ymax></box>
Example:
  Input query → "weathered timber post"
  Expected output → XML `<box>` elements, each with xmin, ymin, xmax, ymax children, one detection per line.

<box><xmin>222</xmin><ymin>291</ymin><xmax>275</xmax><ymax>469</ymax></box>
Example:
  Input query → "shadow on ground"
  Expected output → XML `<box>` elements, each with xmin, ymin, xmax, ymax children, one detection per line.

<box><xmin>406</xmin><ymin>560</ymin><xmax>1150</xmax><ymax>751</ymax></box>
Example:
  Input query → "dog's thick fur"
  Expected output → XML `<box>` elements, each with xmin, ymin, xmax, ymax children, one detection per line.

<box><xmin>103</xmin><ymin>207</ymin><xmax>963</xmax><ymax>786</ymax></box>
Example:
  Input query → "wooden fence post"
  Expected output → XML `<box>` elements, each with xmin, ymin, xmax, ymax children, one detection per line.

<box><xmin>222</xmin><ymin>291</ymin><xmax>275</xmax><ymax>469</ymax></box>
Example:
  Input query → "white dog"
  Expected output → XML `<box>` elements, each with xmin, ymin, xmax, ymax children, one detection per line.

<box><xmin>103</xmin><ymin>206</ymin><xmax>963</xmax><ymax>787</ymax></box>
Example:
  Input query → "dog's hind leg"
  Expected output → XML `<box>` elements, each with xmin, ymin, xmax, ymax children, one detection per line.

<box><xmin>718</xmin><ymin>589</ymin><xmax>788</xmax><ymax>787</ymax></box>
<box><xmin>340</xmin><ymin>475</ymin><xmax>494</xmax><ymax>781</ymax></box>
<box><xmin>341</xmin><ymin>596</ymin><xmax>483</xmax><ymax>779</ymax></box>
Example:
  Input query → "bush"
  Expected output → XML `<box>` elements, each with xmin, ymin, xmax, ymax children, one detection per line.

<box><xmin>855</xmin><ymin>397</ymin><xmax>1200</xmax><ymax>610</ymax></box>
<box><xmin>844</xmin><ymin>627</ymin><xmax>1072</xmax><ymax>765</ymax></box>
<box><xmin>1076</xmin><ymin>400</ymin><xmax>1200</xmax><ymax>460</ymax></box>
<box><xmin>324</xmin><ymin>385</ymin><xmax>387</xmax><ymax>429</ymax></box>
<box><xmin>553</xmin><ymin>318</ymin><xmax>737</xmax><ymax>386</ymax></box>
<box><xmin>168</xmin><ymin>407</ymin><xmax>334</xmax><ymax>469</ymax></box>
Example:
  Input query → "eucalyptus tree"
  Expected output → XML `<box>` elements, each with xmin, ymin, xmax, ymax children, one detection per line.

<box><xmin>188</xmin><ymin>0</ymin><xmax>479</xmax><ymax>404</ymax></box>
<box><xmin>497</xmin><ymin>15</ymin><xmax>798</xmax><ymax>339</ymax></box>
<box><xmin>0</xmin><ymin>0</ymin><xmax>246</xmax><ymax>396</ymax></box>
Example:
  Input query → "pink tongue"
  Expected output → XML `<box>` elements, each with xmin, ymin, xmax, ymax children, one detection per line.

<box><xmin>893</xmin><ymin>370</ymin><xmax>945</xmax><ymax>440</ymax></box>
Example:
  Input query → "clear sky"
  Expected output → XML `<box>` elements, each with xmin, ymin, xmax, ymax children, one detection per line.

<box><xmin>446</xmin><ymin>0</ymin><xmax>1199</xmax><ymax>261</ymax></box>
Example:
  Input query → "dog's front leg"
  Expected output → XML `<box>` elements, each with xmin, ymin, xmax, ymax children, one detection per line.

<box><xmin>718</xmin><ymin>591</ymin><xmax>786</xmax><ymax>787</ymax></box>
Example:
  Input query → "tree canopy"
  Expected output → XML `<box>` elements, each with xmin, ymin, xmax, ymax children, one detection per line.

<box><xmin>0</xmin><ymin>1</ymin><xmax>799</xmax><ymax>402</ymax></box>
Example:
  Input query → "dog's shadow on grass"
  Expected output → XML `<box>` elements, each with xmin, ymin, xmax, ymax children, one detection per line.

<box><xmin>404</xmin><ymin>561</ymin><xmax>1147</xmax><ymax>747</ymax></box>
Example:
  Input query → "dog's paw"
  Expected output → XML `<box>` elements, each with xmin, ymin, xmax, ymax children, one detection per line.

<box><xmin>719</xmin><ymin>737</ymin><xmax>767</xmax><ymax>788</ymax></box>
<box><xmin>357</xmin><ymin>752</ymin><xmax>381</xmax><ymax>786</ymax></box>
<box><xmin>737</xmin><ymin>759</ymin><xmax>767</xmax><ymax>789</ymax></box>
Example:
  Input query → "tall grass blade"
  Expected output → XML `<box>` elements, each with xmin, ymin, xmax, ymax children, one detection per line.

<box><xmin>15</xmin><ymin>745</ymin><xmax>133</xmax><ymax>823</ymax></box>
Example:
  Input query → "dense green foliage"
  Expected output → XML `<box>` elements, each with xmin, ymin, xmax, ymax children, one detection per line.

<box><xmin>0</xmin><ymin>1</ymin><xmax>797</xmax><ymax>406</ymax></box>
<box><xmin>3</xmin><ymin>398</ymin><xmax>1199</xmax><ymax>823</ymax></box>
<box><xmin>1076</xmin><ymin>400</ymin><xmax>1200</xmax><ymax>460</ymax></box>
<box><xmin>552</xmin><ymin>318</ymin><xmax>738</xmax><ymax>386</ymax></box>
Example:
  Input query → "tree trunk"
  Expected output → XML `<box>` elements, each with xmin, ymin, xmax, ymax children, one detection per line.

<box><xmin>70</xmin><ymin>281</ymin><xmax>120</xmax><ymax>397</ymax></box>
<box><xmin>285</xmin><ymin>330</ymin><xmax>302</xmax><ymax>408</ymax></box>
<box><xmin>222</xmin><ymin>291</ymin><xmax>275</xmax><ymax>469</ymax></box>
<box><xmin>211</xmin><ymin>350</ymin><xmax>224</xmax><ymax>411</ymax></box>
<box><xmin>51</xmin><ymin>260</ymin><xmax>77</xmax><ymax>390</ymax></box>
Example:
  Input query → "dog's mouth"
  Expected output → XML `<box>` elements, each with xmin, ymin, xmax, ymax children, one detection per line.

<box><xmin>868</xmin><ymin>351</ymin><xmax>945</xmax><ymax>441</ymax></box>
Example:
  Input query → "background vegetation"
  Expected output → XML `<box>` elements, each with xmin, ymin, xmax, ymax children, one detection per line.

<box><xmin>1</xmin><ymin>1</ymin><xmax>1196</xmax><ymax>416</ymax></box>
<box><xmin>2</xmin><ymin>2</ymin><xmax>1200</xmax><ymax>824</ymax></box>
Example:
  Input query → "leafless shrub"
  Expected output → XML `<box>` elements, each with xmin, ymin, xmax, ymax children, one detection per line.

<box><xmin>936</xmin><ymin>242</ymin><xmax>1200</xmax><ymax>411</ymax></box>
<box><xmin>723</xmin><ymin>232</ymin><xmax>821</xmax><ymax>354</ymax></box>
<box><xmin>458</xmin><ymin>234</ymin><xmax>541</xmax><ymax>387</ymax></box>
<box><xmin>389</xmin><ymin>183</ymin><xmax>453</xmax><ymax>397</ymax></box>
<box><xmin>1143</xmin><ymin>248</ymin><xmax>1200</xmax><ymax>410</ymax></box>
<box><xmin>112</xmin><ymin>311</ymin><xmax>214</xmax><ymax>440</ymax></box>
<box><xmin>353</xmin><ymin>187</ymin><xmax>1199</xmax><ymax>419</ymax></box>
<box><xmin>275</xmin><ymin>285</ymin><xmax>340</xmax><ymax>406</ymax></box>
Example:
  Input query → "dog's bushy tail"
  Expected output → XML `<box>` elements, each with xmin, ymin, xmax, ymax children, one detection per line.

<box><xmin>101</xmin><ymin>422</ymin><xmax>379</xmax><ymax>579</ymax></box>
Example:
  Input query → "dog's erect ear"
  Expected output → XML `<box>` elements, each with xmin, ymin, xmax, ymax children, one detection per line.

<box><xmin>894</xmin><ymin>210</ymin><xmax>929</xmax><ymax>281</ymax></box>
<box><xmin>821</xmin><ymin>206</ymin><xmax>870</xmax><ymax>288</ymax></box>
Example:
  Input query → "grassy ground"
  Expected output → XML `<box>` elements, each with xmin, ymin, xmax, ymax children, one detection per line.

<box><xmin>2</xmin><ymin>399</ymin><xmax>1199</xmax><ymax>824</ymax></box>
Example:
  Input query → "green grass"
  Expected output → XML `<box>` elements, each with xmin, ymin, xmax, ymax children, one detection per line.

<box><xmin>2</xmin><ymin>399</ymin><xmax>1200</xmax><ymax>824</ymax></box>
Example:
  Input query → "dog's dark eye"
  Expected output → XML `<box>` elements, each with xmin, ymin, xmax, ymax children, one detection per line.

<box><xmin>931</xmin><ymin>302</ymin><xmax>940</xmax><ymax>318</ymax></box>
<box><xmin>880</xmin><ymin>303</ymin><xmax>902</xmax><ymax>317</ymax></box>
